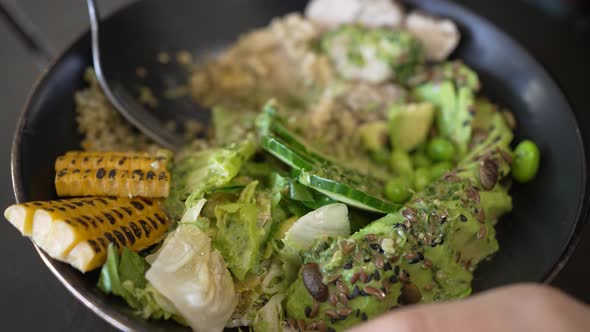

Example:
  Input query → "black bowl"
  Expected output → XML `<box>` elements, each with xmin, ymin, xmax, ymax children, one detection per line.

<box><xmin>11</xmin><ymin>0</ymin><xmax>588</xmax><ymax>330</ymax></box>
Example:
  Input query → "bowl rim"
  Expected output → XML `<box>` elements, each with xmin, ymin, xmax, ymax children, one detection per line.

<box><xmin>9</xmin><ymin>0</ymin><xmax>590</xmax><ymax>330</ymax></box>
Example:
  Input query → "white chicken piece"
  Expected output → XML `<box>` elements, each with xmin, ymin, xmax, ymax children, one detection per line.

<box><xmin>305</xmin><ymin>0</ymin><xmax>404</xmax><ymax>28</ymax></box>
<box><xmin>356</xmin><ymin>0</ymin><xmax>405</xmax><ymax>27</ymax></box>
<box><xmin>405</xmin><ymin>11</ymin><xmax>460</xmax><ymax>61</ymax></box>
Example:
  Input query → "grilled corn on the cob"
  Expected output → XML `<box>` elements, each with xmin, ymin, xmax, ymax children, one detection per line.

<box><xmin>4</xmin><ymin>196</ymin><xmax>171</xmax><ymax>272</ymax></box>
<box><xmin>55</xmin><ymin>151</ymin><xmax>171</xmax><ymax>198</ymax></box>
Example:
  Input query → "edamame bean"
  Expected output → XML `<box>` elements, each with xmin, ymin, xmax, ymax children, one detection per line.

<box><xmin>512</xmin><ymin>140</ymin><xmax>540</xmax><ymax>183</ymax></box>
<box><xmin>414</xmin><ymin>167</ymin><xmax>431</xmax><ymax>191</ymax></box>
<box><xmin>390</xmin><ymin>150</ymin><xmax>414</xmax><ymax>176</ymax></box>
<box><xmin>430</xmin><ymin>161</ymin><xmax>454</xmax><ymax>180</ymax></box>
<box><xmin>427</xmin><ymin>137</ymin><xmax>456</xmax><ymax>162</ymax></box>
<box><xmin>385</xmin><ymin>178</ymin><xmax>412</xmax><ymax>203</ymax></box>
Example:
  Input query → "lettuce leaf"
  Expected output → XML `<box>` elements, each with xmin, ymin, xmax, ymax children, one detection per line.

<box><xmin>213</xmin><ymin>181</ymin><xmax>271</xmax><ymax>280</ymax></box>
<box><xmin>251</xmin><ymin>293</ymin><xmax>287</xmax><ymax>332</ymax></box>
<box><xmin>166</xmin><ymin>139</ymin><xmax>256</xmax><ymax>220</ymax></box>
<box><xmin>97</xmin><ymin>245</ymin><xmax>181</xmax><ymax>322</ymax></box>
<box><xmin>146</xmin><ymin>224</ymin><xmax>237</xmax><ymax>332</ymax></box>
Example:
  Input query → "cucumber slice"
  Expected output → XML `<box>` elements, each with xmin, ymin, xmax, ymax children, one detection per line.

<box><xmin>299</xmin><ymin>171</ymin><xmax>399</xmax><ymax>213</ymax></box>
<box><xmin>260</xmin><ymin>136</ymin><xmax>315</xmax><ymax>170</ymax></box>
<box><xmin>258</xmin><ymin>102</ymin><xmax>401</xmax><ymax>213</ymax></box>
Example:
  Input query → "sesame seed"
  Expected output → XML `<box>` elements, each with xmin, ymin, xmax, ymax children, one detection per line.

<box><xmin>310</xmin><ymin>301</ymin><xmax>320</xmax><ymax>319</ymax></box>
<box><xmin>342</xmin><ymin>242</ymin><xmax>356</xmax><ymax>255</ymax></box>
<box><xmin>329</xmin><ymin>293</ymin><xmax>338</xmax><ymax>306</ymax></box>
<box><xmin>325</xmin><ymin>310</ymin><xmax>340</xmax><ymax>319</ymax></box>
<box><xmin>405</xmin><ymin>252</ymin><xmax>419</xmax><ymax>264</ymax></box>
<box><xmin>360</xmin><ymin>270</ymin><xmax>368</xmax><ymax>283</ymax></box>
<box><xmin>394</xmin><ymin>266</ymin><xmax>400</xmax><ymax>276</ymax></box>
<box><xmin>287</xmin><ymin>318</ymin><xmax>297</xmax><ymax>329</ymax></box>
<box><xmin>402</xmin><ymin>208</ymin><xmax>417</xmax><ymax>220</ymax></box>
<box><xmin>298</xmin><ymin>319</ymin><xmax>306</xmax><ymax>331</ymax></box>
<box><xmin>383</xmin><ymin>262</ymin><xmax>392</xmax><ymax>271</ymax></box>
<box><xmin>337</xmin><ymin>308</ymin><xmax>353</xmax><ymax>316</ymax></box>
<box><xmin>306</xmin><ymin>321</ymin><xmax>318</xmax><ymax>330</ymax></box>
<box><xmin>403</xmin><ymin>220</ymin><xmax>412</xmax><ymax>229</ymax></box>
<box><xmin>375</xmin><ymin>255</ymin><xmax>385</xmax><ymax>269</ymax></box>
<box><xmin>417</xmin><ymin>252</ymin><xmax>425</xmax><ymax>261</ymax></box>
<box><xmin>343</xmin><ymin>262</ymin><xmax>353</xmax><ymax>270</ymax></box>
<box><xmin>361</xmin><ymin>312</ymin><xmax>368</xmax><ymax>321</ymax></box>
<box><xmin>477</xmin><ymin>226</ymin><xmax>487</xmax><ymax>239</ymax></box>
<box><xmin>369</xmin><ymin>243</ymin><xmax>382</xmax><ymax>251</ymax></box>
<box><xmin>364</xmin><ymin>286</ymin><xmax>386</xmax><ymax>300</ymax></box>
<box><xmin>355</xmin><ymin>309</ymin><xmax>360</xmax><ymax>318</ymax></box>
<box><xmin>305</xmin><ymin>306</ymin><xmax>311</xmax><ymax>318</ymax></box>
<box><xmin>339</xmin><ymin>292</ymin><xmax>349</xmax><ymax>307</ymax></box>
<box><xmin>389</xmin><ymin>275</ymin><xmax>399</xmax><ymax>283</ymax></box>
<box><xmin>460</xmin><ymin>214</ymin><xmax>468</xmax><ymax>222</ymax></box>
<box><xmin>349</xmin><ymin>285</ymin><xmax>360</xmax><ymax>299</ymax></box>
<box><xmin>373</xmin><ymin>270</ymin><xmax>381</xmax><ymax>281</ymax></box>
<box><xmin>337</xmin><ymin>280</ymin><xmax>349</xmax><ymax>295</ymax></box>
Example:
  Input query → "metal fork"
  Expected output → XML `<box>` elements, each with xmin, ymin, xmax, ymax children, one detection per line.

<box><xmin>86</xmin><ymin>0</ymin><xmax>184</xmax><ymax>150</ymax></box>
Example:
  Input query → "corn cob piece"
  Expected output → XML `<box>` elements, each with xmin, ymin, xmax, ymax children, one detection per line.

<box><xmin>4</xmin><ymin>196</ymin><xmax>171</xmax><ymax>272</ymax></box>
<box><xmin>54</xmin><ymin>151</ymin><xmax>171</xmax><ymax>198</ymax></box>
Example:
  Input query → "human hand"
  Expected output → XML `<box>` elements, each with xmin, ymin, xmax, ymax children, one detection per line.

<box><xmin>348</xmin><ymin>284</ymin><xmax>590</xmax><ymax>332</ymax></box>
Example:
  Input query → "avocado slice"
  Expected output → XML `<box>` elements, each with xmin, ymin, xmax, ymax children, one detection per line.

<box><xmin>285</xmin><ymin>111</ymin><xmax>513</xmax><ymax>331</ymax></box>
<box><xmin>359</xmin><ymin>121</ymin><xmax>389</xmax><ymax>153</ymax></box>
<box><xmin>389</xmin><ymin>102</ymin><xmax>435</xmax><ymax>152</ymax></box>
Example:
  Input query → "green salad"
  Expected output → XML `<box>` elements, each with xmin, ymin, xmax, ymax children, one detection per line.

<box><xmin>95</xmin><ymin>2</ymin><xmax>542</xmax><ymax>331</ymax></box>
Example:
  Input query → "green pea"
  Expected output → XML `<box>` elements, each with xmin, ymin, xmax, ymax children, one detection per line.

<box><xmin>427</xmin><ymin>137</ymin><xmax>456</xmax><ymax>162</ymax></box>
<box><xmin>384</xmin><ymin>178</ymin><xmax>412</xmax><ymax>203</ymax></box>
<box><xmin>430</xmin><ymin>161</ymin><xmax>454</xmax><ymax>180</ymax></box>
<box><xmin>390</xmin><ymin>150</ymin><xmax>414</xmax><ymax>176</ymax></box>
<box><xmin>412</xmin><ymin>153</ymin><xmax>431</xmax><ymax>168</ymax></box>
<box><xmin>512</xmin><ymin>140</ymin><xmax>540</xmax><ymax>183</ymax></box>
<box><xmin>414</xmin><ymin>167</ymin><xmax>431</xmax><ymax>192</ymax></box>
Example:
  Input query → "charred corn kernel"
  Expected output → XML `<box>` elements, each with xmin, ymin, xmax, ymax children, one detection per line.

<box><xmin>54</xmin><ymin>151</ymin><xmax>171</xmax><ymax>198</ymax></box>
<box><xmin>4</xmin><ymin>196</ymin><xmax>171</xmax><ymax>272</ymax></box>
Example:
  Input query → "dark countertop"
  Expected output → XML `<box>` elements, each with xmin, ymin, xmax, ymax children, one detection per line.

<box><xmin>0</xmin><ymin>0</ymin><xmax>588</xmax><ymax>331</ymax></box>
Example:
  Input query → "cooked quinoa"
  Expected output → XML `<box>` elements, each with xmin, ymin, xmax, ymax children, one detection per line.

<box><xmin>75</xmin><ymin>69</ymin><xmax>206</xmax><ymax>153</ymax></box>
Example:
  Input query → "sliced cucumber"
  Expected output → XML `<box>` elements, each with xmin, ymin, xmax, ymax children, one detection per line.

<box><xmin>299</xmin><ymin>171</ymin><xmax>400</xmax><ymax>213</ymax></box>
<box><xmin>260</xmin><ymin>136</ymin><xmax>315</xmax><ymax>170</ymax></box>
<box><xmin>258</xmin><ymin>102</ymin><xmax>401</xmax><ymax>214</ymax></box>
